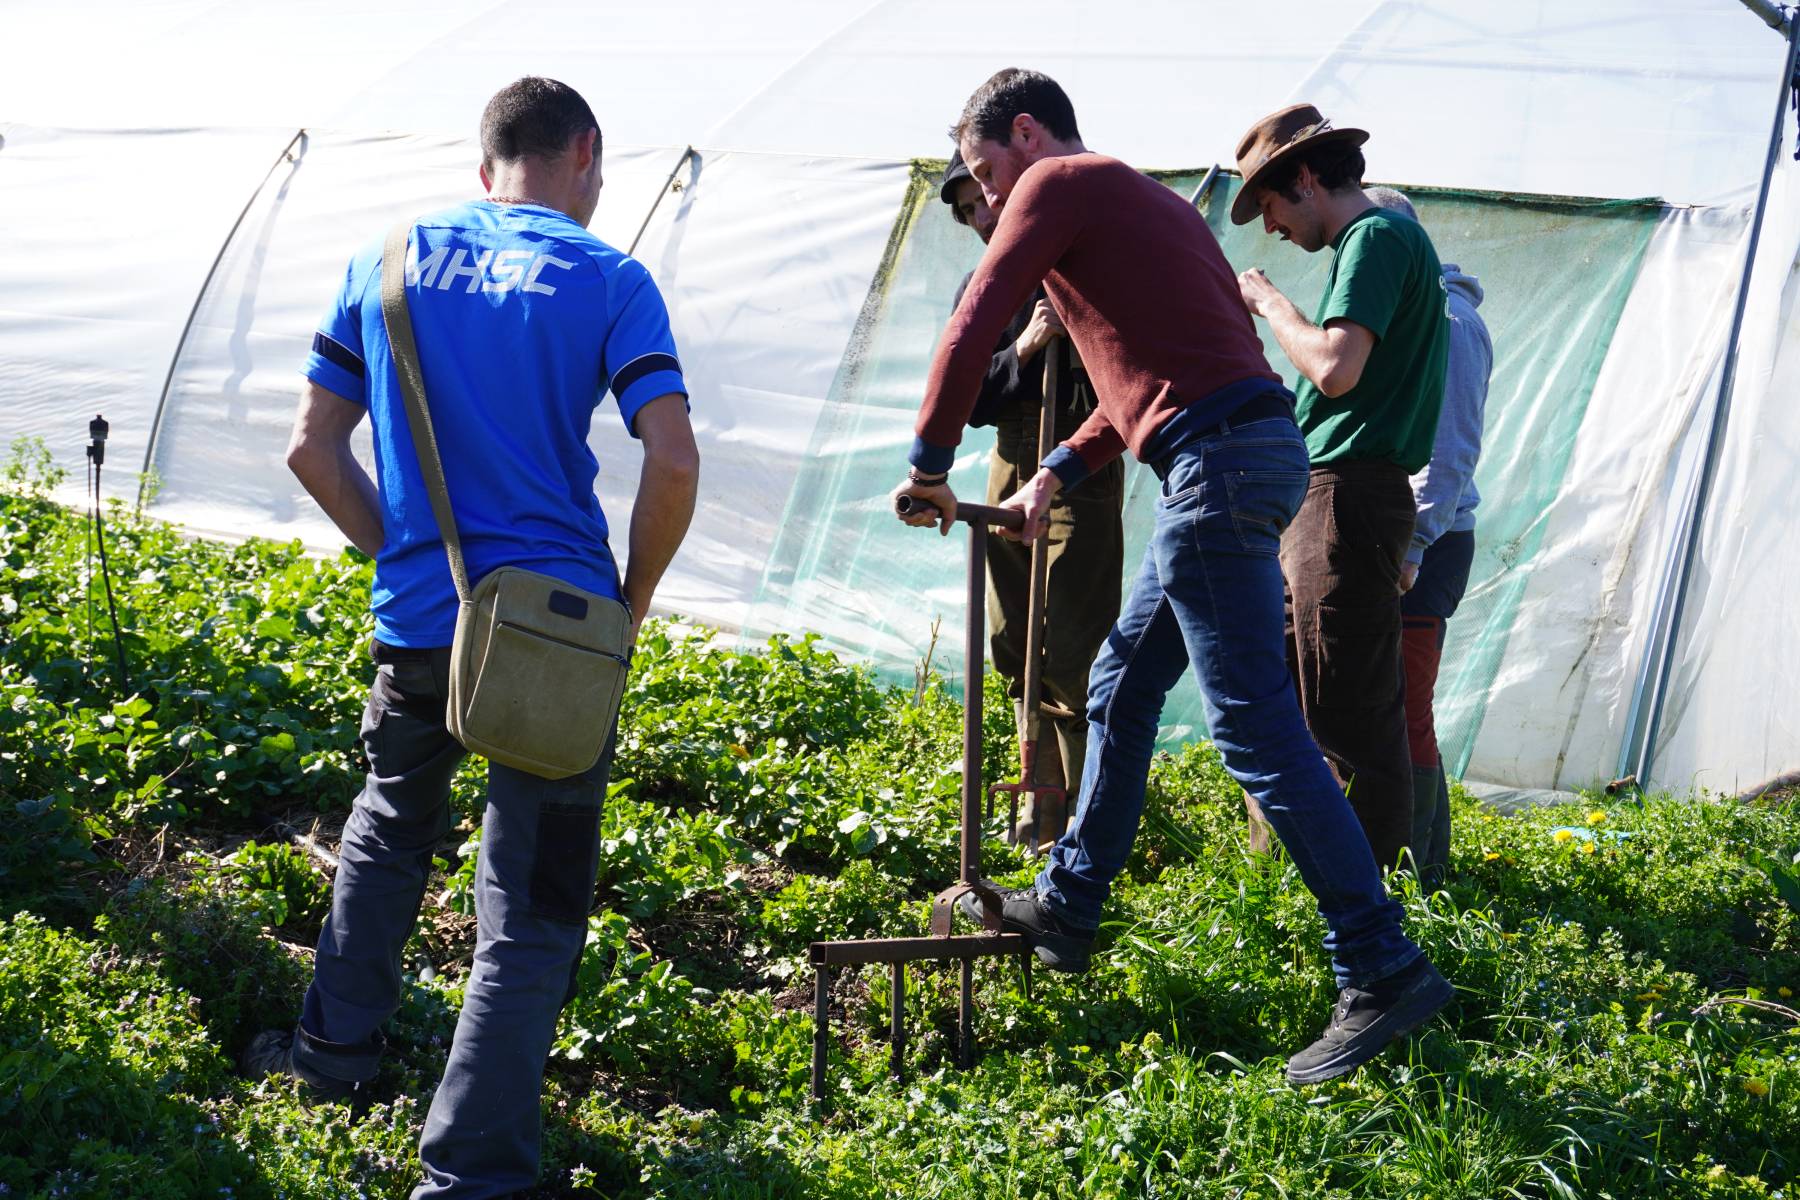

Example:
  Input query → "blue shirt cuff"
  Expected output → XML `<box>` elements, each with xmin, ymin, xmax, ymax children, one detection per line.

<box><xmin>909</xmin><ymin>437</ymin><xmax>955</xmax><ymax>476</ymax></box>
<box><xmin>1042</xmin><ymin>445</ymin><xmax>1090</xmax><ymax>491</ymax></box>
<box><xmin>301</xmin><ymin>356</ymin><xmax>368</xmax><ymax>406</ymax></box>
<box><xmin>617</xmin><ymin>370</ymin><xmax>689</xmax><ymax>436</ymax></box>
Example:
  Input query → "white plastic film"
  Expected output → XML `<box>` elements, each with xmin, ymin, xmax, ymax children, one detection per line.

<box><xmin>0</xmin><ymin>124</ymin><xmax>301</xmax><ymax>501</ymax></box>
<box><xmin>145</xmin><ymin>131</ymin><xmax>681</xmax><ymax>541</ymax></box>
<box><xmin>1652</xmin><ymin>144</ymin><xmax>1800</xmax><ymax>797</ymax></box>
<box><xmin>0</xmin><ymin>1</ymin><xmax>1783</xmax><ymax>203</ymax></box>
<box><xmin>1458</xmin><ymin>201</ymin><xmax>1751</xmax><ymax>792</ymax></box>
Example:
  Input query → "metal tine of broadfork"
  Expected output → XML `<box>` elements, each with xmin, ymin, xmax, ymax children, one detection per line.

<box><xmin>890</xmin><ymin>962</ymin><xmax>905</xmax><ymax>1077</ymax></box>
<box><xmin>812</xmin><ymin>962</ymin><xmax>830</xmax><ymax>1099</ymax></box>
<box><xmin>808</xmin><ymin>497</ymin><xmax>1030</xmax><ymax>1102</ymax></box>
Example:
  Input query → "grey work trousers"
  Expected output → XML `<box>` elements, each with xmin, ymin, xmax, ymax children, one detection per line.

<box><xmin>293</xmin><ymin>646</ymin><xmax>613</xmax><ymax>1199</ymax></box>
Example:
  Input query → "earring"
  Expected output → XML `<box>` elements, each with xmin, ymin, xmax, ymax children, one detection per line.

<box><xmin>1302</xmin><ymin>188</ymin><xmax>1314</xmax><ymax>198</ymax></box>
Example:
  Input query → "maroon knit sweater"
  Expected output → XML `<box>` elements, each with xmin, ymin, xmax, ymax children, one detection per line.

<box><xmin>912</xmin><ymin>153</ymin><xmax>1278</xmax><ymax>483</ymax></box>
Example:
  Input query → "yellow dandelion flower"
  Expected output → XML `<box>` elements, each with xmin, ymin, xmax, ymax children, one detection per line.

<box><xmin>1553</xmin><ymin>829</ymin><xmax>1575</xmax><ymax>843</ymax></box>
<box><xmin>1706</xmin><ymin>1164</ymin><xmax>1729</xmax><ymax>1181</ymax></box>
<box><xmin>1579</xmin><ymin>841</ymin><xmax>1597</xmax><ymax>855</ymax></box>
<box><xmin>1484</xmin><ymin>851</ymin><xmax>1502</xmax><ymax>861</ymax></box>
<box><xmin>1780</xmin><ymin>986</ymin><xmax>1793</xmax><ymax>999</ymax></box>
<box><xmin>1634</xmin><ymin>991</ymin><xmax>1661</xmax><ymax>1002</ymax></box>
<box><xmin>1586</xmin><ymin>809</ymin><xmax>1608</xmax><ymax>826</ymax></box>
<box><xmin>1743</xmin><ymin>1078</ymin><xmax>1770</xmax><ymax>1098</ymax></box>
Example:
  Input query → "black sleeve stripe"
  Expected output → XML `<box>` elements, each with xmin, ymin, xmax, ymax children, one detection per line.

<box><xmin>312</xmin><ymin>332</ymin><xmax>366</xmax><ymax>378</ymax></box>
<box><xmin>609</xmin><ymin>352</ymin><xmax>681</xmax><ymax>399</ymax></box>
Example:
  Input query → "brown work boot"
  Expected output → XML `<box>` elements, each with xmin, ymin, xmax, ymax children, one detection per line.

<box><xmin>1007</xmin><ymin>699</ymin><xmax>1070</xmax><ymax>852</ymax></box>
<box><xmin>1011</xmin><ymin>790</ymin><xmax>1068</xmax><ymax>853</ymax></box>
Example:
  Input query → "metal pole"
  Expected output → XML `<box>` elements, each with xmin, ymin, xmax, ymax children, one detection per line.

<box><xmin>1018</xmin><ymin>347</ymin><xmax>1058</xmax><ymax>846</ymax></box>
<box><xmin>1188</xmin><ymin>164</ymin><xmax>1222</xmax><ymax>209</ymax></box>
<box><xmin>1620</xmin><ymin>11</ymin><xmax>1799</xmax><ymax>785</ymax></box>
<box><xmin>138</xmin><ymin>128</ymin><xmax>307</xmax><ymax>508</ymax></box>
<box><xmin>1741</xmin><ymin>0</ymin><xmax>1792</xmax><ymax>35</ymax></box>
<box><xmin>961</xmin><ymin>527</ymin><xmax>986</xmax><ymax>886</ymax></box>
<box><xmin>960</xmin><ymin>519</ymin><xmax>986</xmax><ymax>1070</ymax></box>
<box><xmin>627</xmin><ymin>145</ymin><xmax>696</xmax><ymax>257</ymax></box>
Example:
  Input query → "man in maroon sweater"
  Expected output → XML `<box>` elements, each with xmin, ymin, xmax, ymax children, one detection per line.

<box><xmin>894</xmin><ymin>69</ymin><xmax>1450</xmax><ymax>1085</ymax></box>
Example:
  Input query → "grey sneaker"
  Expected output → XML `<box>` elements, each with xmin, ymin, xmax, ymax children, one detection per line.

<box><xmin>240</xmin><ymin>1029</ymin><xmax>362</xmax><ymax>1105</ymax></box>
<box><xmin>1285</xmin><ymin>957</ymin><xmax>1454</xmax><ymax>1085</ymax></box>
<box><xmin>957</xmin><ymin>884</ymin><xmax>1095</xmax><ymax>972</ymax></box>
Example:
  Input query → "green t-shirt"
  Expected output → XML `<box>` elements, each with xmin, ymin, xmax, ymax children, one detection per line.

<box><xmin>1294</xmin><ymin>207</ymin><xmax>1449</xmax><ymax>473</ymax></box>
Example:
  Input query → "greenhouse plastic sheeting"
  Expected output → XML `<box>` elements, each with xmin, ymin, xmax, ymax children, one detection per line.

<box><xmin>1647</xmin><ymin>143</ymin><xmax>1800</xmax><ymax>798</ymax></box>
<box><xmin>148</xmin><ymin>131</ymin><xmax>686</xmax><ymax>538</ymax></box>
<box><xmin>2</xmin><ymin>1</ymin><xmax>1795</xmax><ymax>795</ymax></box>
<box><xmin>0</xmin><ymin>125</ymin><xmax>306</xmax><ymax>505</ymax></box>
<box><xmin>1458</xmin><ymin>200</ymin><xmax>1754</xmax><ymax>792</ymax></box>
<box><xmin>139</xmin><ymin>133</ymin><xmax>911</xmax><ymax>625</ymax></box>
<box><xmin>742</xmin><ymin>167</ymin><xmax>1764</xmax><ymax>787</ymax></box>
<box><xmin>0</xmin><ymin>1</ymin><xmax>1779</xmax><ymax>205</ymax></box>
<box><xmin>585</xmin><ymin>151</ymin><xmax>913</xmax><ymax>621</ymax></box>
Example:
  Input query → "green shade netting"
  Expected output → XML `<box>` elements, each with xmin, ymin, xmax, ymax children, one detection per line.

<box><xmin>745</xmin><ymin>164</ymin><xmax>1656</xmax><ymax>771</ymax></box>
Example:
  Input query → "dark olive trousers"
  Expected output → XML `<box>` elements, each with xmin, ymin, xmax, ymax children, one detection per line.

<box><xmin>1278</xmin><ymin>461</ymin><xmax>1418</xmax><ymax>872</ymax></box>
<box><xmin>984</xmin><ymin>423</ymin><xmax>1125</xmax><ymax>794</ymax></box>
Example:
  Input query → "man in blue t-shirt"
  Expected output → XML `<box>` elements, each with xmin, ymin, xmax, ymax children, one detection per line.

<box><xmin>243</xmin><ymin>78</ymin><xmax>698</xmax><ymax>1198</ymax></box>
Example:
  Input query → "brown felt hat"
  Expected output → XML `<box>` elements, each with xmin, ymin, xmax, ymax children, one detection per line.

<box><xmin>1230</xmin><ymin>103</ymin><xmax>1369</xmax><ymax>226</ymax></box>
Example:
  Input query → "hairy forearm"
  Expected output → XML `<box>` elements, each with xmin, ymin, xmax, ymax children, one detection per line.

<box><xmin>622</xmin><ymin>455</ymin><xmax>698</xmax><ymax>623</ymax></box>
<box><xmin>291</xmin><ymin>445</ymin><xmax>383</xmax><ymax>557</ymax></box>
<box><xmin>1261</xmin><ymin>295</ymin><xmax>1335</xmax><ymax>392</ymax></box>
<box><xmin>1264</xmin><ymin>296</ymin><xmax>1372</xmax><ymax>399</ymax></box>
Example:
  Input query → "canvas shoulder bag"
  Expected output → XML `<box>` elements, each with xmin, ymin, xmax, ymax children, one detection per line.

<box><xmin>379</xmin><ymin>221</ymin><xmax>630</xmax><ymax>780</ymax></box>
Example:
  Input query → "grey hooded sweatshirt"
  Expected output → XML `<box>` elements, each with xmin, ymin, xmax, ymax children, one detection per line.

<box><xmin>1407</xmin><ymin>264</ymin><xmax>1491</xmax><ymax>566</ymax></box>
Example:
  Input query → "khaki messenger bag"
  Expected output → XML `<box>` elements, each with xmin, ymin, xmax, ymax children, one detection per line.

<box><xmin>379</xmin><ymin>221</ymin><xmax>630</xmax><ymax>780</ymax></box>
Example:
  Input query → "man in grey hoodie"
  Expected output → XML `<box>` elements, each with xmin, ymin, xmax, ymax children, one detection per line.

<box><xmin>1365</xmin><ymin>186</ymin><xmax>1492</xmax><ymax>885</ymax></box>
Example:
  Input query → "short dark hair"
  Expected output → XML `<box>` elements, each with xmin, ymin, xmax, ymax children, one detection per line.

<box><xmin>952</xmin><ymin>68</ymin><xmax>1080</xmax><ymax>146</ymax></box>
<box><xmin>479</xmin><ymin>77</ymin><xmax>599</xmax><ymax>169</ymax></box>
<box><xmin>1261</xmin><ymin>142</ymin><xmax>1366</xmax><ymax>201</ymax></box>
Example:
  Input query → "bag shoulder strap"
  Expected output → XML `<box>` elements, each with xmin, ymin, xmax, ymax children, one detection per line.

<box><xmin>380</xmin><ymin>221</ymin><xmax>471</xmax><ymax>603</ymax></box>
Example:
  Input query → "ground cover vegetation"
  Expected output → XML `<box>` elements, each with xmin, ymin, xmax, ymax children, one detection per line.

<box><xmin>2</xmin><ymin>438</ymin><xmax>1798</xmax><ymax>1199</ymax></box>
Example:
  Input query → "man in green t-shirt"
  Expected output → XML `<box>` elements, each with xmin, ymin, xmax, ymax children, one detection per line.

<box><xmin>1228</xmin><ymin>104</ymin><xmax>1449</xmax><ymax>873</ymax></box>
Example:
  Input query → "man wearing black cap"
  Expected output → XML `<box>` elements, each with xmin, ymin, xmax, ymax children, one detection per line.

<box><xmin>1231</xmin><ymin>104</ymin><xmax>1449</xmax><ymax>876</ymax></box>
<box><xmin>939</xmin><ymin>150</ymin><xmax>1124</xmax><ymax>849</ymax></box>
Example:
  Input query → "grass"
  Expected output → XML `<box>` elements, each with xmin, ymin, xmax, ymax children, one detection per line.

<box><xmin>1</xmin><ymin>438</ymin><xmax>1797</xmax><ymax>1198</ymax></box>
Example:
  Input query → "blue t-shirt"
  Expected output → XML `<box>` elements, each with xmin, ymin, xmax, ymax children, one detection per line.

<box><xmin>301</xmin><ymin>201</ymin><xmax>688</xmax><ymax>648</ymax></box>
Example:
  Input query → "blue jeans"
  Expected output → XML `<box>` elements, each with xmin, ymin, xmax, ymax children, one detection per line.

<box><xmin>1035</xmin><ymin>419</ymin><xmax>1420</xmax><ymax>988</ymax></box>
<box><xmin>293</xmin><ymin>648</ymin><xmax>613</xmax><ymax>1199</ymax></box>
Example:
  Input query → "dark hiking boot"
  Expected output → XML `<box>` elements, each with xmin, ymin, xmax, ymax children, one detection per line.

<box><xmin>958</xmin><ymin>884</ymin><xmax>1095</xmax><ymax>973</ymax></box>
<box><xmin>240</xmin><ymin>1029</ymin><xmax>364</xmax><ymax>1107</ymax></box>
<box><xmin>1285</xmin><ymin>956</ymin><xmax>1454</xmax><ymax>1085</ymax></box>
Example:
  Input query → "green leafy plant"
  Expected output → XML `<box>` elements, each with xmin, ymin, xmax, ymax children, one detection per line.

<box><xmin>0</xmin><ymin>478</ymin><xmax>1797</xmax><ymax>1199</ymax></box>
<box><xmin>214</xmin><ymin>839</ymin><xmax>331</xmax><ymax>930</ymax></box>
